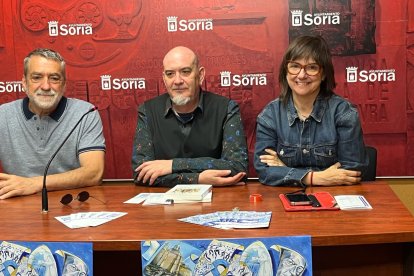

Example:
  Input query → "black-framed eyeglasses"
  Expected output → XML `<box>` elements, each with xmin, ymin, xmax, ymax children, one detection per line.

<box><xmin>60</xmin><ymin>191</ymin><xmax>106</xmax><ymax>205</ymax></box>
<box><xmin>286</xmin><ymin>61</ymin><xmax>321</xmax><ymax>76</ymax></box>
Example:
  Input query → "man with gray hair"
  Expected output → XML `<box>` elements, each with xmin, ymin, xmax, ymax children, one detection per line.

<box><xmin>0</xmin><ymin>48</ymin><xmax>105</xmax><ymax>199</ymax></box>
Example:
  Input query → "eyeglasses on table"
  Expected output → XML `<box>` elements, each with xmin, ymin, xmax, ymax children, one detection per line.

<box><xmin>60</xmin><ymin>191</ymin><xmax>106</xmax><ymax>206</ymax></box>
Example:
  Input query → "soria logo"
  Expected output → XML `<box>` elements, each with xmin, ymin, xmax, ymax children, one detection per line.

<box><xmin>48</xmin><ymin>21</ymin><xmax>93</xmax><ymax>37</ymax></box>
<box><xmin>290</xmin><ymin>10</ymin><xmax>340</xmax><ymax>27</ymax></box>
<box><xmin>346</xmin><ymin>67</ymin><xmax>396</xmax><ymax>83</ymax></box>
<box><xmin>0</xmin><ymin>81</ymin><xmax>23</xmax><ymax>93</ymax></box>
<box><xmin>167</xmin><ymin>16</ymin><xmax>213</xmax><ymax>32</ymax></box>
<box><xmin>100</xmin><ymin>75</ymin><xmax>146</xmax><ymax>91</ymax></box>
<box><xmin>220</xmin><ymin>71</ymin><xmax>267</xmax><ymax>87</ymax></box>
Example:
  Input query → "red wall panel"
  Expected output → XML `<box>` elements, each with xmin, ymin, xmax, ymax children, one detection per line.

<box><xmin>0</xmin><ymin>0</ymin><xmax>413</xmax><ymax>178</ymax></box>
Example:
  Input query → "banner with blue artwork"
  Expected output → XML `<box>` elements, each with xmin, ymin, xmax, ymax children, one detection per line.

<box><xmin>0</xmin><ymin>241</ymin><xmax>92</xmax><ymax>276</ymax></box>
<box><xmin>141</xmin><ymin>236</ymin><xmax>312</xmax><ymax>275</ymax></box>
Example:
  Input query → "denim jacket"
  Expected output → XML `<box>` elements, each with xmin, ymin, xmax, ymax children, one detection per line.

<box><xmin>254</xmin><ymin>94</ymin><xmax>368</xmax><ymax>186</ymax></box>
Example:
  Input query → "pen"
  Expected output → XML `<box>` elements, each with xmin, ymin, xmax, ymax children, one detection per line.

<box><xmin>359</xmin><ymin>196</ymin><xmax>369</xmax><ymax>207</ymax></box>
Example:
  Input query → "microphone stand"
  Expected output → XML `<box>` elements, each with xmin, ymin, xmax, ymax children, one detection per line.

<box><xmin>42</xmin><ymin>106</ymin><xmax>97</xmax><ymax>213</ymax></box>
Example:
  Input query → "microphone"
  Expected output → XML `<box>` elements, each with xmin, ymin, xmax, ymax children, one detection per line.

<box><xmin>42</xmin><ymin>106</ymin><xmax>98</xmax><ymax>213</ymax></box>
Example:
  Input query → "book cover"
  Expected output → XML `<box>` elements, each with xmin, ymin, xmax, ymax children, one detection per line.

<box><xmin>165</xmin><ymin>184</ymin><xmax>212</xmax><ymax>201</ymax></box>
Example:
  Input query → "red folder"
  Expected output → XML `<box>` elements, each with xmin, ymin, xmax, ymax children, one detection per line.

<box><xmin>279</xmin><ymin>192</ymin><xmax>340</xmax><ymax>212</ymax></box>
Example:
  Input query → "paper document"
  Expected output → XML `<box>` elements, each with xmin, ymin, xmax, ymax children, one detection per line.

<box><xmin>124</xmin><ymin>193</ymin><xmax>151</xmax><ymax>204</ymax></box>
<box><xmin>179</xmin><ymin>211</ymin><xmax>272</xmax><ymax>229</ymax></box>
<box><xmin>124</xmin><ymin>191</ymin><xmax>212</xmax><ymax>205</ymax></box>
<box><xmin>142</xmin><ymin>193</ymin><xmax>174</xmax><ymax>206</ymax></box>
<box><xmin>55</xmin><ymin>211</ymin><xmax>127</xmax><ymax>229</ymax></box>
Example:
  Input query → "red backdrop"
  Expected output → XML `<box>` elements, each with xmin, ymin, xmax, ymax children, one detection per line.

<box><xmin>0</xmin><ymin>0</ymin><xmax>413</xmax><ymax>179</ymax></box>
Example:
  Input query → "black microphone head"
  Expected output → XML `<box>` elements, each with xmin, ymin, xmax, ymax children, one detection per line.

<box><xmin>89</xmin><ymin>106</ymin><xmax>98</xmax><ymax>112</ymax></box>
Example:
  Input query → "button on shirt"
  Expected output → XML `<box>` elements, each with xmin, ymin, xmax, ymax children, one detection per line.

<box><xmin>254</xmin><ymin>94</ymin><xmax>368</xmax><ymax>186</ymax></box>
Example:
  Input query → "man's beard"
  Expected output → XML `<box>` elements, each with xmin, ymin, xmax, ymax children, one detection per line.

<box><xmin>28</xmin><ymin>89</ymin><xmax>62</xmax><ymax>111</ymax></box>
<box><xmin>171</xmin><ymin>94</ymin><xmax>191</xmax><ymax>106</ymax></box>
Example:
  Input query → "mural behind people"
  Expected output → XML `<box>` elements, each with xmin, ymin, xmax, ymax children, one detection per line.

<box><xmin>0</xmin><ymin>0</ymin><xmax>412</xmax><ymax>178</ymax></box>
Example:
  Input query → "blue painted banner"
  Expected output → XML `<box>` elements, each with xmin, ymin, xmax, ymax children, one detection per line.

<box><xmin>0</xmin><ymin>241</ymin><xmax>92</xmax><ymax>276</ymax></box>
<box><xmin>142</xmin><ymin>236</ymin><xmax>312</xmax><ymax>275</ymax></box>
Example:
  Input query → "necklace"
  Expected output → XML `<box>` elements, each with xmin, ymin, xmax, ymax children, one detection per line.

<box><xmin>295</xmin><ymin>107</ymin><xmax>309</xmax><ymax>120</ymax></box>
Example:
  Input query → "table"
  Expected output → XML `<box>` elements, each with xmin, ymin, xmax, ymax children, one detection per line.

<box><xmin>1</xmin><ymin>181</ymin><xmax>414</xmax><ymax>275</ymax></box>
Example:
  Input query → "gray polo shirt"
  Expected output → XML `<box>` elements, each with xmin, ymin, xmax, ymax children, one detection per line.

<box><xmin>0</xmin><ymin>97</ymin><xmax>105</xmax><ymax>177</ymax></box>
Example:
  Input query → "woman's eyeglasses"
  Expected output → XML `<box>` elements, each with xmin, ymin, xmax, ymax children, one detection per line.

<box><xmin>286</xmin><ymin>61</ymin><xmax>321</xmax><ymax>76</ymax></box>
<box><xmin>60</xmin><ymin>191</ymin><xmax>106</xmax><ymax>205</ymax></box>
